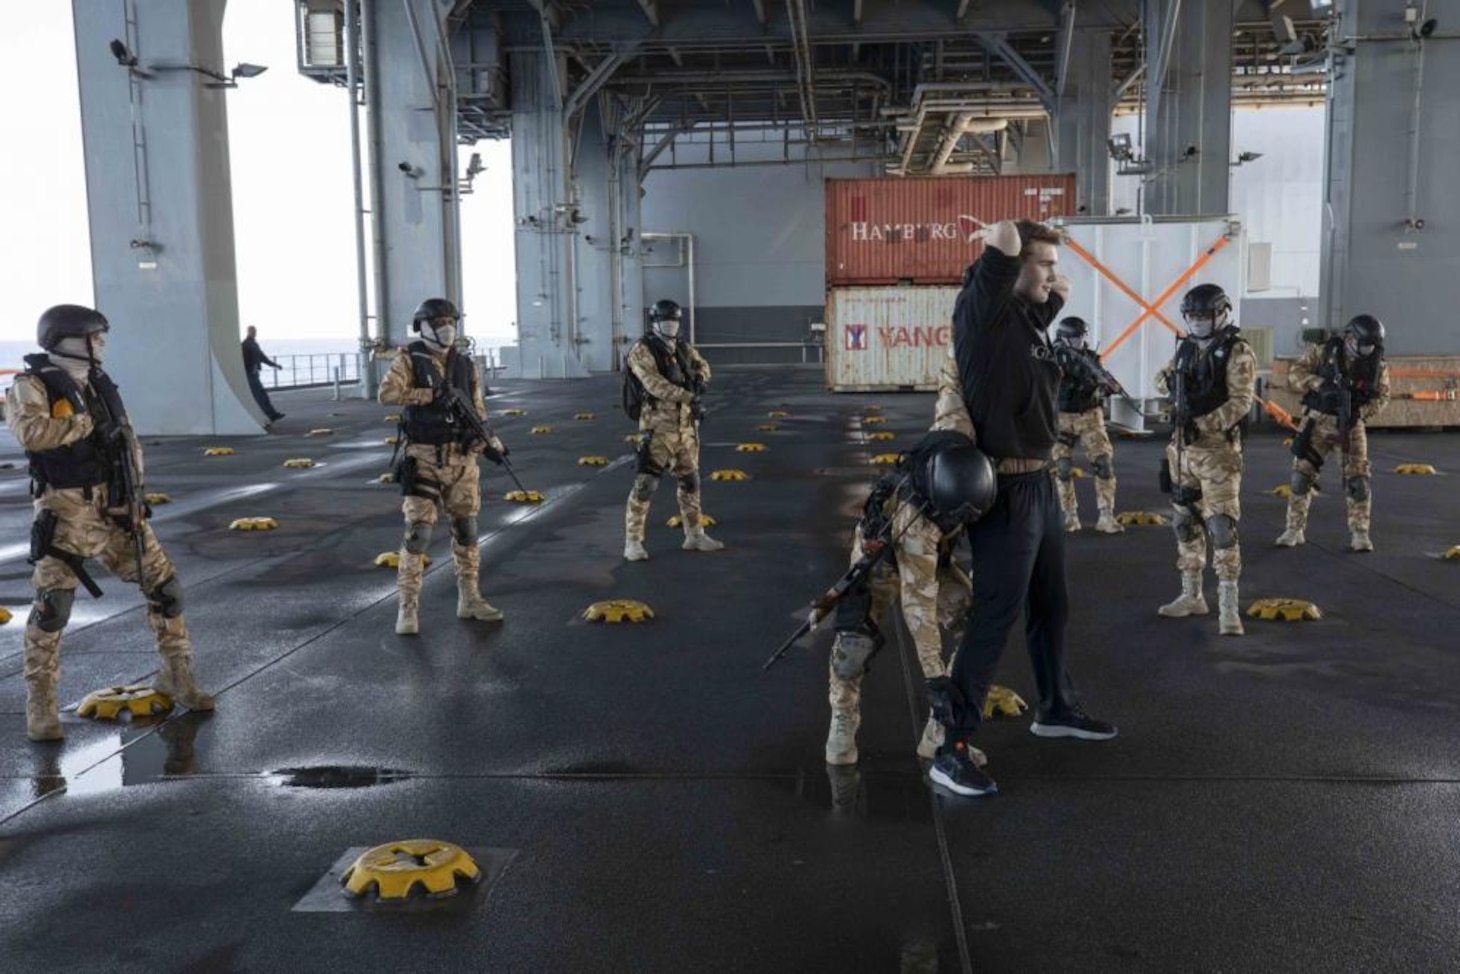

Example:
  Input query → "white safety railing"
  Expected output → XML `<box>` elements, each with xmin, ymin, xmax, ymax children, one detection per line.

<box><xmin>261</xmin><ymin>354</ymin><xmax>362</xmax><ymax>390</ymax></box>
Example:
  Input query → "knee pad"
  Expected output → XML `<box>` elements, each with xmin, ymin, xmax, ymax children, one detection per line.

<box><xmin>1208</xmin><ymin>514</ymin><xmax>1239</xmax><ymax>550</ymax></box>
<box><xmin>1290</xmin><ymin>469</ymin><xmax>1316</xmax><ymax>496</ymax></box>
<box><xmin>631</xmin><ymin>473</ymin><xmax>659</xmax><ymax>503</ymax></box>
<box><xmin>403</xmin><ymin>520</ymin><xmax>433</xmax><ymax>554</ymax></box>
<box><xmin>677</xmin><ymin>471</ymin><xmax>700</xmax><ymax>495</ymax></box>
<box><xmin>1093</xmin><ymin>454</ymin><xmax>1114</xmax><ymax>480</ymax></box>
<box><xmin>145</xmin><ymin>575</ymin><xmax>185</xmax><ymax>619</ymax></box>
<box><xmin>1345</xmin><ymin>475</ymin><xmax>1371</xmax><ymax>503</ymax></box>
<box><xmin>1172</xmin><ymin>507</ymin><xmax>1202</xmax><ymax>544</ymax></box>
<box><xmin>830</xmin><ymin>626</ymin><xmax>883</xmax><ymax>680</ymax></box>
<box><xmin>450</xmin><ymin>515</ymin><xmax>478</xmax><ymax>546</ymax></box>
<box><xmin>1054</xmin><ymin>457</ymin><xmax>1074</xmax><ymax>482</ymax></box>
<box><xmin>28</xmin><ymin>588</ymin><xmax>75</xmax><ymax>633</ymax></box>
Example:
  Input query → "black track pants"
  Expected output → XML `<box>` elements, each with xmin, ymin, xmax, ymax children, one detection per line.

<box><xmin>946</xmin><ymin>470</ymin><xmax>1074</xmax><ymax>738</ymax></box>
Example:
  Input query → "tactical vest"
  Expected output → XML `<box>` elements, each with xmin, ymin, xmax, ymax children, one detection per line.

<box><xmin>633</xmin><ymin>335</ymin><xmax>698</xmax><ymax>409</ymax></box>
<box><xmin>400</xmin><ymin>343</ymin><xmax>475</xmax><ymax>446</ymax></box>
<box><xmin>1058</xmin><ymin>347</ymin><xmax>1104</xmax><ymax>414</ymax></box>
<box><xmin>1173</xmin><ymin>327</ymin><xmax>1245</xmax><ymax>420</ymax></box>
<box><xmin>1302</xmin><ymin>337</ymin><xmax>1381</xmax><ymax>416</ymax></box>
<box><xmin>21</xmin><ymin>354</ymin><xmax>129</xmax><ymax>491</ymax></box>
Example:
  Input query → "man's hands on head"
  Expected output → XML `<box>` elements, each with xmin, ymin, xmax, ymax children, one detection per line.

<box><xmin>984</xmin><ymin>220</ymin><xmax>1022</xmax><ymax>257</ymax></box>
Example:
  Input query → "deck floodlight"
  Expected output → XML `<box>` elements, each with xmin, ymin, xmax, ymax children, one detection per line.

<box><xmin>232</xmin><ymin>62</ymin><xmax>268</xmax><ymax>80</ymax></box>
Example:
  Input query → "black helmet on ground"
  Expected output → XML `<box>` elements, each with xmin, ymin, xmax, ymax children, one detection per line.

<box><xmin>923</xmin><ymin>441</ymin><xmax>998</xmax><ymax>526</ymax></box>
<box><xmin>411</xmin><ymin>297</ymin><xmax>460</xmax><ymax>332</ymax></box>
<box><xmin>38</xmin><ymin>304</ymin><xmax>109</xmax><ymax>351</ymax></box>
<box><xmin>1344</xmin><ymin>313</ymin><xmax>1385</xmax><ymax>352</ymax></box>
<box><xmin>1055</xmin><ymin>316</ymin><xmax>1089</xmax><ymax>344</ymax></box>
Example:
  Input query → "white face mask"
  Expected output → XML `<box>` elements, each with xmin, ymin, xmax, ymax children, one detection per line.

<box><xmin>655</xmin><ymin>317</ymin><xmax>681</xmax><ymax>340</ymax></box>
<box><xmin>424</xmin><ymin>322</ymin><xmax>458</xmax><ymax>349</ymax></box>
<box><xmin>53</xmin><ymin>333</ymin><xmax>106</xmax><ymax>371</ymax></box>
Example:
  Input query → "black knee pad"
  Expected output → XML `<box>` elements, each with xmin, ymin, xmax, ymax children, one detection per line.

<box><xmin>1291</xmin><ymin>469</ymin><xmax>1316</xmax><ymax>496</ymax></box>
<box><xmin>403</xmin><ymin>520</ymin><xmax>433</xmax><ymax>554</ymax></box>
<box><xmin>1093</xmin><ymin>454</ymin><xmax>1114</xmax><ymax>480</ymax></box>
<box><xmin>677</xmin><ymin>471</ymin><xmax>700</xmax><ymax>495</ymax></box>
<box><xmin>1172</xmin><ymin>507</ymin><xmax>1202</xmax><ymax>544</ymax></box>
<box><xmin>29</xmin><ymin>588</ymin><xmax>75</xmax><ymax>633</ymax></box>
<box><xmin>1208</xmin><ymin>514</ymin><xmax>1239</xmax><ymax>549</ymax></box>
<box><xmin>1345</xmin><ymin>475</ymin><xmax>1371</xmax><ymax>502</ymax></box>
<box><xmin>451</xmin><ymin>516</ymin><xmax>478</xmax><ymax>546</ymax></box>
<box><xmin>1054</xmin><ymin>457</ymin><xmax>1074</xmax><ymax>482</ymax></box>
<box><xmin>145</xmin><ymin>575</ymin><xmax>185</xmax><ymax>618</ymax></box>
<box><xmin>631</xmin><ymin>474</ymin><xmax>659</xmax><ymax>503</ymax></box>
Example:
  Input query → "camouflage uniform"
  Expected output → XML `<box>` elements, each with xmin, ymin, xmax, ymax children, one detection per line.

<box><xmin>827</xmin><ymin>498</ymin><xmax>972</xmax><ymax>760</ymax></box>
<box><xmin>1155</xmin><ymin>334</ymin><xmax>1257</xmax><ymax>582</ymax></box>
<box><xmin>1154</xmin><ymin>328</ymin><xmax>1256</xmax><ymax>635</ymax></box>
<box><xmin>378</xmin><ymin>345</ymin><xmax>499</xmax><ymax>627</ymax></box>
<box><xmin>7</xmin><ymin>368</ymin><xmax>212</xmax><ymax>741</ymax></box>
<box><xmin>932</xmin><ymin>351</ymin><xmax>976</xmax><ymax>438</ymax></box>
<box><xmin>1283</xmin><ymin>341</ymin><xmax>1392</xmax><ymax>540</ymax></box>
<box><xmin>1052</xmin><ymin>407</ymin><xmax>1118</xmax><ymax>522</ymax></box>
<box><xmin>624</xmin><ymin>337</ymin><xmax>713</xmax><ymax>544</ymax></box>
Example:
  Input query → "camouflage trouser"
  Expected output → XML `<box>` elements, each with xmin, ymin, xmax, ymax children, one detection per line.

<box><xmin>398</xmin><ymin>445</ymin><xmax>482</xmax><ymax>609</ymax></box>
<box><xmin>1052</xmin><ymin>407</ymin><xmax>1117</xmax><ymax>517</ymax></box>
<box><xmin>1166</xmin><ymin>440</ymin><xmax>1243</xmax><ymax>582</ymax></box>
<box><xmin>625</xmin><ymin>420</ymin><xmax>702</xmax><ymax>542</ymax></box>
<box><xmin>829</xmin><ymin>503</ymin><xmax>970</xmax><ymax>719</ymax></box>
<box><xmin>25</xmin><ymin>487</ymin><xmax>191</xmax><ymax>697</ymax></box>
<box><xmin>1285</xmin><ymin>413</ymin><xmax>1372</xmax><ymax>534</ymax></box>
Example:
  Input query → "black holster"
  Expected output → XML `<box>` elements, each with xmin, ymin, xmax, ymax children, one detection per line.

<box><xmin>1291</xmin><ymin>419</ymin><xmax>1325</xmax><ymax>469</ymax></box>
<box><xmin>29</xmin><ymin>509</ymin><xmax>104</xmax><ymax>598</ymax></box>
<box><xmin>395</xmin><ymin>454</ymin><xmax>419</xmax><ymax>497</ymax></box>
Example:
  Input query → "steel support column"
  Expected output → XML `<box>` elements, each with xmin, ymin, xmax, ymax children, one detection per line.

<box><xmin>1321</xmin><ymin>0</ymin><xmax>1460</xmax><ymax>354</ymax></box>
<box><xmin>362</xmin><ymin>0</ymin><xmax>459</xmax><ymax>347</ymax></box>
<box><xmin>71</xmin><ymin>0</ymin><xmax>260</xmax><ymax>434</ymax></box>
<box><xmin>1055</xmin><ymin>28</ymin><xmax>1113</xmax><ymax>215</ymax></box>
<box><xmin>1141</xmin><ymin>0</ymin><xmax>1232</xmax><ymax>216</ymax></box>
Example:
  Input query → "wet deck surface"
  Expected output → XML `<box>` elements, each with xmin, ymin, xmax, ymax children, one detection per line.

<box><xmin>1</xmin><ymin>368</ymin><xmax>1457</xmax><ymax>972</ymax></box>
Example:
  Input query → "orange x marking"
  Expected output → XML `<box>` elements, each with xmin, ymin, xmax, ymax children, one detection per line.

<box><xmin>1064</xmin><ymin>233</ymin><xmax>1232</xmax><ymax>357</ymax></box>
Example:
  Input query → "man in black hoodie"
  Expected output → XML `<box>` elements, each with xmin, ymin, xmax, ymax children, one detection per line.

<box><xmin>241</xmin><ymin>326</ymin><xmax>285</xmax><ymax>424</ymax></box>
<box><xmin>927</xmin><ymin>219</ymin><xmax>1118</xmax><ymax>799</ymax></box>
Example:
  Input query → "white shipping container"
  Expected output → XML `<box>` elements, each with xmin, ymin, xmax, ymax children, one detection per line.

<box><xmin>825</xmin><ymin>286</ymin><xmax>961</xmax><ymax>392</ymax></box>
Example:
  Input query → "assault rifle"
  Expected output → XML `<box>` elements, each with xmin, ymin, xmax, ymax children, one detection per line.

<box><xmin>434</xmin><ymin>380</ymin><xmax>531</xmax><ymax>495</ymax></box>
<box><xmin>1160</xmin><ymin>352</ymin><xmax>1201</xmax><ymax>510</ymax></box>
<box><xmin>762</xmin><ymin>537</ymin><xmax>894</xmax><ymax>672</ymax></box>
<box><xmin>1055</xmin><ymin>345</ymin><xmax>1149</xmax><ymax>417</ymax></box>
<box><xmin>90</xmin><ymin>392</ymin><xmax>147</xmax><ymax>586</ymax></box>
<box><xmin>764</xmin><ymin>480</ymin><xmax>921</xmax><ymax>672</ymax></box>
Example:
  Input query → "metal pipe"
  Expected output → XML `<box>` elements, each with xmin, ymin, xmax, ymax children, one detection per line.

<box><xmin>687</xmin><ymin>233</ymin><xmax>696</xmax><ymax>344</ymax></box>
<box><xmin>344</xmin><ymin>0</ymin><xmax>373</xmax><ymax>395</ymax></box>
<box><xmin>361</xmin><ymin>0</ymin><xmax>391</xmax><ymax>358</ymax></box>
<box><xmin>1405</xmin><ymin>30</ymin><xmax>1427</xmax><ymax>224</ymax></box>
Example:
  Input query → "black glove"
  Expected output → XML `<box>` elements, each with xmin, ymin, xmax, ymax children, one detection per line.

<box><xmin>1315</xmin><ymin>389</ymin><xmax>1343</xmax><ymax>415</ymax></box>
<box><xmin>1183</xmin><ymin>419</ymin><xmax>1201</xmax><ymax>445</ymax></box>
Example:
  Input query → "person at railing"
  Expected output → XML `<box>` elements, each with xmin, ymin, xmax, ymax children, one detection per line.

<box><xmin>240</xmin><ymin>325</ymin><xmax>284</xmax><ymax>425</ymax></box>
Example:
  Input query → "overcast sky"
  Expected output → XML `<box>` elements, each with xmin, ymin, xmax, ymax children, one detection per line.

<box><xmin>0</xmin><ymin>3</ymin><xmax>517</xmax><ymax>349</ymax></box>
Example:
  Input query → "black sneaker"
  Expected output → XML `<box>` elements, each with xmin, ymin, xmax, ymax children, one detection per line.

<box><xmin>929</xmin><ymin>744</ymin><xmax>998</xmax><ymax>797</ymax></box>
<box><xmin>1030</xmin><ymin>706</ymin><xmax>1118</xmax><ymax>741</ymax></box>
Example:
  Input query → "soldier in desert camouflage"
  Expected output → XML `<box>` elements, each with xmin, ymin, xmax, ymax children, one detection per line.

<box><xmin>1049</xmin><ymin>317</ymin><xmax>1125</xmax><ymax>534</ymax></box>
<box><xmin>622</xmin><ymin>299</ymin><xmax>723</xmax><ymax>561</ymax></box>
<box><xmin>7</xmin><ymin>304</ymin><xmax>215</xmax><ymax>742</ymax></box>
<box><xmin>1154</xmin><ymin>284</ymin><xmax>1257</xmax><ymax>637</ymax></box>
<box><xmin>379</xmin><ymin>298</ymin><xmax>507</xmax><ymax>635</ymax></box>
<box><xmin>1277</xmin><ymin>314</ymin><xmax>1391</xmax><ymax>552</ymax></box>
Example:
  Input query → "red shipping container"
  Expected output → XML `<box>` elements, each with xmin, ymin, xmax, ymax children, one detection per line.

<box><xmin>825</xmin><ymin>175</ymin><xmax>1077</xmax><ymax>287</ymax></box>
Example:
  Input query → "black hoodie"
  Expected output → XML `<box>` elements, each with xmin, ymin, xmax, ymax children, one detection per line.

<box><xmin>950</xmin><ymin>247</ymin><xmax>1064</xmax><ymax>462</ymax></box>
